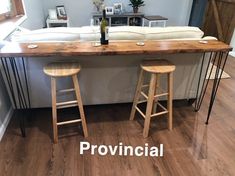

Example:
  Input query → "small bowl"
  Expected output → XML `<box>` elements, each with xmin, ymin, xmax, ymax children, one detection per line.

<box><xmin>27</xmin><ymin>44</ymin><xmax>38</xmax><ymax>49</ymax></box>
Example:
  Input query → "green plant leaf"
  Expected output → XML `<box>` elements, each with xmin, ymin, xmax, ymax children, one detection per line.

<box><xmin>129</xmin><ymin>0</ymin><xmax>145</xmax><ymax>7</ymax></box>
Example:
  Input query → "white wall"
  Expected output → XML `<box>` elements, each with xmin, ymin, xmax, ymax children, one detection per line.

<box><xmin>0</xmin><ymin>71</ymin><xmax>12</xmax><ymax>140</ymax></box>
<box><xmin>143</xmin><ymin>0</ymin><xmax>193</xmax><ymax>26</ymax></box>
<box><xmin>230</xmin><ymin>29</ymin><xmax>235</xmax><ymax>57</ymax></box>
<box><xmin>42</xmin><ymin>0</ymin><xmax>93</xmax><ymax>27</ymax></box>
<box><xmin>42</xmin><ymin>0</ymin><xmax>193</xmax><ymax>27</ymax></box>
<box><xmin>21</xmin><ymin>0</ymin><xmax>45</xmax><ymax>29</ymax></box>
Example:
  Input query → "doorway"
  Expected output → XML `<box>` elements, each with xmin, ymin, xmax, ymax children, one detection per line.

<box><xmin>189</xmin><ymin>0</ymin><xmax>208</xmax><ymax>27</ymax></box>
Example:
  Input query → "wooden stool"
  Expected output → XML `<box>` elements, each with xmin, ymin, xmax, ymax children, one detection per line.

<box><xmin>130</xmin><ymin>59</ymin><xmax>175</xmax><ymax>138</ymax></box>
<box><xmin>43</xmin><ymin>62</ymin><xmax>88</xmax><ymax>143</ymax></box>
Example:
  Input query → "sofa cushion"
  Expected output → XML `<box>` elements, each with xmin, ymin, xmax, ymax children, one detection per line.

<box><xmin>78</xmin><ymin>26</ymin><xmax>100</xmax><ymax>41</ymax></box>
<box><xmin>79</xmin><ymin>26</ymin><xmax>145</xmax><ymax>41</ymax></box>
<box><xmin>11</xmin><ymin>27</ymin><xmax>81</xmax><ymax>42</ymax></box>
<box><xmin>144</xmin><ymin>26</ymin><xmax>204</xmax><ymax>40</ymax></box>
<box><xmin>108</xmin><ymin>26</ymin><xmax>145</xmax><ymax>41</ymax></box>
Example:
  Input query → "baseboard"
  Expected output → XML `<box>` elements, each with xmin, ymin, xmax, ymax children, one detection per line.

<box><xmin>229</xmin><ymin>51</ymin><xmax>235</xmax><ymax>57</ymax></box>
<box><xmin>0</xmin><ymin>107</ymin><xmax>14</xmax><ymax>141</ymax></box>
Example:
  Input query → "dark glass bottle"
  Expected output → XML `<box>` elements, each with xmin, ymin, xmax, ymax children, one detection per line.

<box><xmin>100</xmin><ymin>9</ymin><xmax>109</xmax><ymax>45</ymax></box>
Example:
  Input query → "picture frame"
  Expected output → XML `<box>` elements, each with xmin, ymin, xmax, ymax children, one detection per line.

<box><xmin>56</xmin><ymin>5</ymin><xmax>67</xmax><ymax>19</ymax></box>
<box><xmin>105</xmin><ymin>6</ymin><xmax>114</xmax><ymax>15</ymax></box>
<box><xmin>113</xmin><ymin>3</ymin><xmax>122</xmax><ymax>14</ymax></box>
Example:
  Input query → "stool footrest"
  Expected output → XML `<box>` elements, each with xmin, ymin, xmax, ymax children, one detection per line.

<box><xmin>56</xmin><ymin>100</ymin><xmax>78</xmax><ymax>109</ymax></box>
<box><xmin>154</xmin><ymin>93</ymin><xmax>168</xmax><ymax>98</ymax></box>
<box><xmin>57</xmin><ymin>119</ymin><xmax>82</xmax><ymax>126</ymax></box>
<box><xmin>135</xmin><ymin>101</ymin><xmax>168</xmax><ymax>119</ymax></box>
<box><xmin>135</xmin><ymin>106</ymin><xmax>146</xmax><ymax>119</ymax></box>
<box><xmin>157</xmin><ymin>102</ymin><xmax>167</xmax><ymax>111</ymax></box>
<box><xmin>141</xmin><ymin>91</ymin><xmax>168</xmax><ymax>100</ymax></box>
<box><xmin>151</xmin><ymin>110</ymin><xmax>168</xmax><ymax>117</ymax></box>
<box><xmin>137</xmin><ymin>100</ymin><xmax>147</xmax><ymax>104</ymax></box>
<box><xmin>140</xmin><ymin>91</ymin><xmax>148</xmax><ymax>99</ymax></box>
<box><xmin>141</xmin><ymin>84</ymin><xmax>149</xmax><ymax>88</ymax></box>
<box><xmin>57</xmin><ymin>88</ymin><xmax>75</xmax><ymax>94</ymax></box>
<box><xmin>57</xmin><ymin>104</ymin><xmax>78</xmax><ymax>109</ymax></box>
<box><xmin>137</xmin><ymin>100</ymin><xmax>167</xmax><ymax>111</ymax></box>
<box><xmin>151</xmin><ymin>102</ymin><xmax>168</xmax><ymax>117</ymax></box>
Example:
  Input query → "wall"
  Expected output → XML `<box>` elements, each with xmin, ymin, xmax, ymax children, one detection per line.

<box><xmin>42</xmin><ymin>0</ymin><xmax>93</xmax><ymax>27</ymax></box>
<box><xmin>143</xmin><ymin>0</ymin><xmax>193</xmax><ymax>26</ymax></box>
<box><xmin>230</xmin><ymin>29</ymin><xmax>235</xmax><ymax>57</ymax></box>
<box><xmin>21</xmin><ymin>0</ymin><xmax>45</xmax><ymax>29</ymax></box>
<box><xmin>42</xmin><ymin>0</ymin><xmax>193</xmax><ymax>27</ymax></box>
<box><xmin>0</xmin><ymin>70</ymin><xmax>12</xmax><ymax>140</ymax></box>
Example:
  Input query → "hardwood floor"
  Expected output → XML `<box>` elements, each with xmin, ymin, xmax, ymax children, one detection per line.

<box><xmin>0</xmin><ymin>56</ymin><xmax>235</xmax><ymax>176</ymax></box>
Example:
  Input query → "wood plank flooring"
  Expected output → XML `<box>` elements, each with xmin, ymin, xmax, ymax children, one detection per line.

<box><xmin>0</xmin><ymin>56</ymin><xmax>235</xmax><ymax>176</ymax></box>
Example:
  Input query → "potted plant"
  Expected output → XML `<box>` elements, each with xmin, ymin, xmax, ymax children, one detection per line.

<box><xmin>92</xmin><ymin>0</ymin><xmax>104</xmax><ymax>12</ymax></box>
<box><xmin>129</xmin><ymin>0</ymin><xmax>145</xmax><ymax>13</ymax></box>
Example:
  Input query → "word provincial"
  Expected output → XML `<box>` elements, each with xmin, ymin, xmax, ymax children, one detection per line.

<box><xmin>80</xmin><ymin>142</ymin><xmax>164</xmax><ymax>157</ymax></box>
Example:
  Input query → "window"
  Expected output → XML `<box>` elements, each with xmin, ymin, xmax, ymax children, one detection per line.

<box><xmin>0</xmin><ymin>0</ymin><xmax>25</xmax><ymax>21</ymax></box>
<box><xmin>0</xmin><ymin>0</ymin><xmax>11</xmax><ymax>14</ymax></box>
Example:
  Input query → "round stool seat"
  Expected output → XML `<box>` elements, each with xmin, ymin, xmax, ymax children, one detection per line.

<box><xmin>43</xmin><ymin>62</ymin><xmax>81</xmax><ymax>77</ymax></box>
<box><xmin>141</xmin><ymin>59</ymin><xmax>175</xmax><ymax>73</ymax></box>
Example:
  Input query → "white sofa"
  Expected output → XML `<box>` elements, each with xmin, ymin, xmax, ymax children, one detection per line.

<box><xmin>12</xmin><ymin>26</ymin><xmax>210</xmax><ymax>42</ymax></box>
<box><xmin>10</xmin><ymin>26</ymin><xmax>214</xmax><ymax>107</ymax></box>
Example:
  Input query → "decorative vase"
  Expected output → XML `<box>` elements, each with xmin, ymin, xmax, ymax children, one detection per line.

<box><xmin>133</xmin><ymin>7</ymin><xmax>138</xmax><ymax>13</ymax></box>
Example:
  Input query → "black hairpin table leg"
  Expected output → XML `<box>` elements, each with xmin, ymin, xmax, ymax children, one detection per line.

<box><xmin>0</xmin><ymin>57</ymin><xmax>31</xmax><ymax>137</ymax></box>
<box><xmin>194</xmin><ymin>51</ymin><xmax>229</xmax><ymax>124</ymax></box>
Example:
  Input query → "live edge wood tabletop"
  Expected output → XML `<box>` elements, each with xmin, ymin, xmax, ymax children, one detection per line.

<box><xmin>0</xmin><ymin>40</ymin><xmax>232</xmax><ymax>57</ymax></box>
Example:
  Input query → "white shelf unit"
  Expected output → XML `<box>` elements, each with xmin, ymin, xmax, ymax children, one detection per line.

<box><xmin>46</xmin><ymin>17</ymin><xmax>70</xmax><ymax>28</ymax></box>
<box><xmin>92</xmin><ymin>13</ymin><xmax>144</xmax><ymax>26</ymax></box>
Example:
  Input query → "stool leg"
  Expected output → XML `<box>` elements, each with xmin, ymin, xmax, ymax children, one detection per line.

<box><xmin>130</xmin><ymin>69</ymin><xmax>144</xmax><ymax>120</ymax></box>
<box><xmin>143</xmin><ymin>74</ymin><xmax>157</xmax><ymax>138</ymax></box>
<box><xmin>72</xmin><ymin>75</ymin><xmax>88</xmax><ymax>137</ymax></box>
<box><xmin>51</xmin><ymin>77</ymin><xmax>58</xmax><ymax>143</ymax></box>
<box><xmin>153</xmin><ymin>74</ymin><xmax>159</xmax><ymax>114</ymax></box>
<box><xmin>167</xmin><ymin>72</ymin><xmax>173</xmax><ymax>130</ymax></box>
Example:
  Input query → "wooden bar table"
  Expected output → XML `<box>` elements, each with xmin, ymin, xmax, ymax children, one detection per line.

<box><xmin>0</xmin><ymin>40</ymin><xmax>232</xmax><ymax>137</ymax></box>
